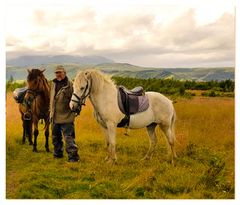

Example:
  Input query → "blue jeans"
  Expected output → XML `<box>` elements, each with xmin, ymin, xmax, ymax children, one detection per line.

<box><xmin>52</xmin><ymin>123</ymin><xmax>79</xmax><ymax>160</ymax></box>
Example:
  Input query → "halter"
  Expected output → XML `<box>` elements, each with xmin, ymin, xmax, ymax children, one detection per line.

<box><xmin>23</xmin><ymin>89</ymin><xmax>42</xmax><ymax>120</ymax></box>
<box><xmin>71</xmin><ymin>78</ymin><xmax>92</xmax><ymax>116</ymax></box>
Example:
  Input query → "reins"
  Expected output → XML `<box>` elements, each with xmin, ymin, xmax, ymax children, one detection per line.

<box><xmin>71</xmin><ymin>78</ymin><xmax>92</xmax><ymax>115</ymax></box>
<box><xmin>23</xmin><ymin>89</ymin><xmax>41</xmax><ymax>120</ymax></box>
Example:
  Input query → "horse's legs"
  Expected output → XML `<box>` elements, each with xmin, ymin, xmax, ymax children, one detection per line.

<box><xmin>22</xmin><ymin>120</ymin><xmax>26</xmax><ymax>144</ymax></box>
<box><xmin>160</xmin><ymin>124</ymin><xmax>177</xmax><ymax>164</ymax></box>
<box><xmin>44</xmin><ymin>121</ymin><xmax>50</xmax><ymax>152</ymax></box>
<box><xmin>141</xmin><ymin>123</ymin><xmax>158</xmax><ymax>161</ymax></box>
<box><xmin>33</xmin><ymin>122</ymin><xmax>39</xmax><ymax>152</ymax></box>
<box><xmin>29</xmin><ymin>120</ymin><xmax>33</xmax><ymax>145</ymax></box>
<box><xmin>100</xmin><ymin>126</ymin><xmax>110</xmax><ymax>161</ymax></box>
<box><xmin>106</xmin><ymin>122</ymin><xmax>117</xmax><ymax>164</ymax></box>
<box><xmin>24</xmin><ymin>119</ymin><xmax>33</xmax><ymax>145</ymax></box>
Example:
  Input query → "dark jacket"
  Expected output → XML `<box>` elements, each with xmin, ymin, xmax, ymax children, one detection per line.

<box><xmin>50</xmin><ymin>77</ymin><xmax>75</xmax><ymax>123</ymax></box>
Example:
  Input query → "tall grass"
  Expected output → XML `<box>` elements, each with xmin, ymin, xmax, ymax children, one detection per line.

<box><xmin>6</xmin><ymin>93</ymin><xmax>234</xmax><ymax>199</ymax></box>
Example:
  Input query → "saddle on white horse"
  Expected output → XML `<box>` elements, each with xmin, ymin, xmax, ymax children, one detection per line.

<box><xmin>117</xmin><ymin>85</ymin><xmax>149</xmax><ymax>127</ymax></box>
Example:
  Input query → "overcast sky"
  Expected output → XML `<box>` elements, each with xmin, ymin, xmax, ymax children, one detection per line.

<box><xmin>5</xmin><ymin>0</ymin><xmax>235</xmax><ymax>67</ymax></box>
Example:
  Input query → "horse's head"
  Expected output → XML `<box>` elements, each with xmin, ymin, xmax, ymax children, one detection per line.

<box><xmin>27</xmin><ymin>68</ymin><xmax>46</xmax><ymax>89</ymax></box>
<box><xmin>70</xmin><ymin>70</ymin><xmax>92</xmax><ymax>116</ymax></box>
<box><xmin>24</xmin><ymin>68</ymin><xmax>46</xmax><ymax>107</ymax></box>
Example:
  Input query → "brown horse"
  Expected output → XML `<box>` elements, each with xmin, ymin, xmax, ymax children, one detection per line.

<box><xmin>19</xmin><ymin>68</ymin><xmax>50</xmax><ymax>152</ymax></box>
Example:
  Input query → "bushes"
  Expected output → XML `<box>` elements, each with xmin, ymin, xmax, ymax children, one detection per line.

<box><xmin>6</xmin><ymin>81</ymin><xmax>27</xmax><ymax>92</ymax></box>
<box><xmin>112</xmin><ymin>77</ymin><xmax>234</xmax><ymax>98</ymax></box>
<box><xmin>7</xmin><ymin>77</ymin><xmax>234</xmax><ymax>98</ymax></box>
<box><xmin>202</xmin><ymin>90</ymin><xmax>234</xmax><ymax>97</ymax></box>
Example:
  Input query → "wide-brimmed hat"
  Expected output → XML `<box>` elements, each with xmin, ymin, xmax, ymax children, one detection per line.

<box><xmin>55</xmin><ymin>65</ymin><xmax>66</xmax><ymax>73</ymax></box>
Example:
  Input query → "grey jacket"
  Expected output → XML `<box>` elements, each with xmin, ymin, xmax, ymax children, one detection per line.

<box><xmin>50</xmin><ymin>79</ymin><xmax>75</xmax><ymax>124</ymax></box>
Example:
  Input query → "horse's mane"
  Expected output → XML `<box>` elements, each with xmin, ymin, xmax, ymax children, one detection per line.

<box><xmin>27</xmin><ymin>69</ymin><xmax>50</xmax><ymax>90</ymax></box>
<box><xmin>41</xmin><ymin>75</ymin><xmax>50</xmax><ymax>92</ymax></box>
<box><xmin>27</xmin><ymin>69</ymin><xmax>42</xmax><ymax>81</ymax></box>
<box><xmin>27</xmin><ymin>69</ymin><xmax>50</xmax><ymax>105</ymax></box>
<box><xmin>76</xmin><ymin>69</ymin><xmax>115</xmax><ymax>93</ymax></box>
<box><xmin>89</xmin><ymin>69</ymin><xmax>115</xmax><ymax>86</ymax></box>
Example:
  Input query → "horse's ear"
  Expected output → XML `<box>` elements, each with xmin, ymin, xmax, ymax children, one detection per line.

<box><xmin>41</xmin><ymin>69</ymin><xmax>46</xmax><ymax>73</ymax></box>
<box><xmin>84</xmin><ymin>71</ymin><xmax>91</xmax><ymax>80</ymax></box>
<box><xmin>27</xmin><ymin>69</ymin><xmax>31</xmax><ymax>74</ymax></box>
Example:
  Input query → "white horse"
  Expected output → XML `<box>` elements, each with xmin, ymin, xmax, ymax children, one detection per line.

<box><xmin>69</xmin><ymin>69</ymin><xmax>177</xmax><ymax>164</ymax></box>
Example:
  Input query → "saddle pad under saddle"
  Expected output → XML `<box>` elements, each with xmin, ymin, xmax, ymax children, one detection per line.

<box><xmin>117</xmin><ymin>87</ymin><xmax>149</xmax><ymax>115</ymax></box>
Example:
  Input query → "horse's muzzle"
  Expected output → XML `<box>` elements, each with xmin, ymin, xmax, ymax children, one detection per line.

<box><xmin>71</xmin><ymin>107</ymin><xmax>81</xmax><ymax>116</ymax></box>
<box><xmin>23</xmin><ymin>112</ymin><xmax>32</xmax><ymax>120</ymax></box>
<box><xmin>70</xmin><ymin>102</ymin><xmax>82</xmax><ymax>116</ymax></box>
<box><xmin>70</xmin><ymin>94</ymin><xmax>87</xmax><ymax>116</ymax></box>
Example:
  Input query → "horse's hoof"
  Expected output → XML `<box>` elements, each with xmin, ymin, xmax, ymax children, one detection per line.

<box><xmin>29</xmin><ymin>142</ymin><xmax>33</xmax><ymax>145</ymax></box>
<box><xmin>171</xmin><ymin>161</ymin><xmax>176</xmax><ymax>167</ymax></box>
<box><xmin>33</xmin><ymin>148</ymin><xmax>38</xmax><ymax>152</ymax></box>
<box><xmin>46</xmin><ymin>148</ymin><xmax>50</xmax><ymax>152</ymax></box>
<box><xmin>22</xmin><ymin>141</ymin><xmax>25</xmax><ymax>145</ymax></box>
<box><xmin>171</xmin><ymin>159</ymin><xmax>177</xmax><ymax>166</ymax></box>
<box><xmin>169</xmin><ymin>154</ymin><xmax>177</xmax><ymax>166</ymax></box>
<box><xmin>106</xmin><ymin>158</ymin><xmax>117</xmax><ymax>165</ymax></box>
<box><xmin>140</xmin><ymin>155</ymin><xmax>150</xmax><ymax>161</ymax></box>
<box><xmin>104</xmin><ymin>155</ymin><xmax>110</xmax><ymax>161</ymax></box>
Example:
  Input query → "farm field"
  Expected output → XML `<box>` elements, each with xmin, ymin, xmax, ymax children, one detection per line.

<box><xmin>6</xmin><ymin>92</ymin><xmax>234</xmax><ymax>199</ymax></box>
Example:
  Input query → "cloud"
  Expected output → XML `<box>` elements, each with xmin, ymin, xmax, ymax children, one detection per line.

<box><xmin>98</xmin><ymin>10</ymin><xmax>235</xmax><ymax>67</ymax></box>
<box><xmin>6</xmin><ymin>6</ymin><xmax>235</xmax><ymax>67</ymax></box>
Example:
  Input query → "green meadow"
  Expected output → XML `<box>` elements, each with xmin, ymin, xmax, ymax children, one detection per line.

<box><xmin>6</xmin><ymin>93</ymin><xmax>234</xmax><ymax>199</ymax></box>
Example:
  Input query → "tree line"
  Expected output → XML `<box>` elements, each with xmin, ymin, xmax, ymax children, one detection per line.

<box><xmin>112</xmin><ymin>77</ymin><xmax>234</xmax><ymax>97</ymax></box>
<box><xmin>6</xmin><ymin>76</ymin><xmax>234</xmax><ymax>98</ymax></box>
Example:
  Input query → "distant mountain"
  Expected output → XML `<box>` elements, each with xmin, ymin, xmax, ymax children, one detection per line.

<box><xmin>6</xmin><ymin>60</ymin><xmax>235</xmax><ymax>82</ymax></box>
<box><xmin>94</xmin><ymin>64</ymin><xmax>234</xmax><ymax>81</ymax></box>
<box><xmin>6</xmin><ymin>55</ymin><xmax>114</xmax><ymax>67</ymax></box>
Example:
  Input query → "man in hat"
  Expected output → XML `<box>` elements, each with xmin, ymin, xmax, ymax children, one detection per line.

<box><xmin>49</xmin><ymin>65</ymin><xmax>79</xmax><ymax>162</ymax></box>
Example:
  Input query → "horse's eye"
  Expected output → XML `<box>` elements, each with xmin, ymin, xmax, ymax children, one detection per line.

<box><xmin>80</xmin><ymin>87</ymin><xmax>85</xmax><ymax>90</ymax></box>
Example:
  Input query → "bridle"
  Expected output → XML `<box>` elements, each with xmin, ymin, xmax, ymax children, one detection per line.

<box><xmin>71</xmin><ymin>78</ymin><xmax>92</xmax><ymax>116</ymax></box>
<box><xmin>23</xmin><ymin>89</ymin><xmax>41</xmax><ymax>120</ymax></box>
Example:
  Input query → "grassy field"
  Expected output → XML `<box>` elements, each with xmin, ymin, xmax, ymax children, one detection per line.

<box><xmin>6</xmin><ymin>92</ymin><xmax>234</xmax><ymax>199</ymax></box>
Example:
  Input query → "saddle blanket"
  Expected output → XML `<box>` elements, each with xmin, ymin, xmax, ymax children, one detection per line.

<box><xmin>117</xmin><ymin>86</ymin><xmax>149</xmax><ymax>115</ymax></box>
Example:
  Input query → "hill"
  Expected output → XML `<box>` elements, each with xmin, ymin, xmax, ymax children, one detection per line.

<box><xmin>6</xmin><ymin>55</ymin><xmax>114</xmax><ymax>67</ymax></box>
<box><xmin>6</xmin><ymin>55</ymin><xmax>234</xmax><ymax>81</ymax></box>
<box><xmin>6</xmin><ymin>62</ymin><xmax>234</xmax><ymax>82</ymax></box>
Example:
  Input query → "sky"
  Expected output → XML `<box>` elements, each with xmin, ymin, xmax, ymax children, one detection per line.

<box><xmin>5</xmin><ymin>0</ymin><xmax>236</xmax><ymax>68</ymax></box>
